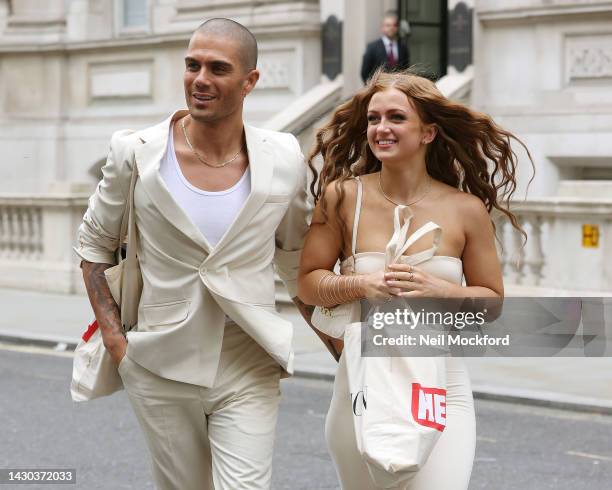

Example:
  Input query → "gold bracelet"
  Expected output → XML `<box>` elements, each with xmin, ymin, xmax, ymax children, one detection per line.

<box><xmin>316</xmin><ymin>273</ymin><xmax>364</xmax><ymax>306</ymax></box>
<box><xmin>322</xmin><ymin>274</ymin><xmax>334</xmax><ymax>305</ymax></box>
<box><xmin>316</xmin><ymin>272</ymin><xmax>333</xmax><ymax>305</ymax></box>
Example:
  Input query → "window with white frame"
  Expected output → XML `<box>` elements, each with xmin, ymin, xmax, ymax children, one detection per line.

<box><xmin>120</xmin><ymin>0</ymin><xmax>149</xmax><ymax>30</ymax></box>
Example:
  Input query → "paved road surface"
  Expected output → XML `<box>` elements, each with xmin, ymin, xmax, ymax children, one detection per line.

<box><xmin>1</xmin><ymin>344</ymin><xmax>611</xmax><ymax>489</ymax></box>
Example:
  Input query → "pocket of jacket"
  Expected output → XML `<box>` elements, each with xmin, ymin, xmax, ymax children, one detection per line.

<box><xmin>142</xmin><ymin>300</ymin><xmax>190</xmax><ymax>331</ymax></box>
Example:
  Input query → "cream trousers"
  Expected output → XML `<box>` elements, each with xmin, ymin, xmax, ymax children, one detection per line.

<box><xmin>325</xmin><ymin>354</ymin><xmax>476</xmax><ymax>490</ymax></box>
<box><xmin>118</xmin><ymin>321</ymin><xmax>282</xmax><ymax>490</ymax></box>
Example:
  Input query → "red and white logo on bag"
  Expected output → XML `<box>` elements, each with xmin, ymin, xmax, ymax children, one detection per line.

<box><xmin>411</xmin><ymin>383</ymin><xmax>447</xmax><ymax>432</ymax></box>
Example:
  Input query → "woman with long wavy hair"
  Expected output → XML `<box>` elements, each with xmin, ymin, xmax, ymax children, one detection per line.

<box><xmin>297</xmin><ymin>69</ymin><xmax>533</xmax><ymax>489</ymax></box>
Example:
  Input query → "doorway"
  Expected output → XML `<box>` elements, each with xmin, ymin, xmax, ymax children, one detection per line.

<box><xmin>399</xmin><ymin>0</ymin><xmax>448</xmax><ymax>79</ymax></box>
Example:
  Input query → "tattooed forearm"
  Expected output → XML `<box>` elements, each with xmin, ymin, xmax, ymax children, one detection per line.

<box><xmin>292</xmin><ymin>296</ymin><xmax>315</xmax><ymax>322</ymax></box>
<box><xmin>81</xmin><ymin>261</ymin><xmax>125</xmax><ymax>345</ymax></box>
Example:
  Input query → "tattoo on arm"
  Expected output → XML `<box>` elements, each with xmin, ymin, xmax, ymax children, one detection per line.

<box><xmin>293</xmin><ymin>296</ymin><xmax>315</xmax><ymax>322</ymax></box>
<box><xmin>82</xmin><ymin>261</ymin><xmax>125</xmax><ymax>345</ymax></box>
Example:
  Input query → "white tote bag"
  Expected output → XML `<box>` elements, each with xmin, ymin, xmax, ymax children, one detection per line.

<box><xmin>344</xmin><ymin>322</ymin><xmax>447</xmax><ymax>488</ymax></box>
<box><xmin>343</xmin><ymin>204</ymin><xmax>447</xmax><ymax>487</ymax></box>
<box><xmin>71</xmin><ymin>164</ymin><xmax>142</xmax><ymax>402</ymax></box>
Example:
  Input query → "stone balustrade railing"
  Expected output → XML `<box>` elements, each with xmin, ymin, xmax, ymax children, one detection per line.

<box><xmin>0</xmin><ymin>195</ymin><xmax>89</xmax><ymax>294</ymax></box>
<box><xmin>0</xmin><ymin>205</ymin><xmax>43</xmax><ymax>261</ymax></box>
<box><xmin>495</xmin><ymin>198</ymin><xmax>612</xmax><ymax>292</ymax></box>
<box><xmin>1</xmin><ymin>194</ymin><xmax>611</xmax><ymax>295</ymax></box>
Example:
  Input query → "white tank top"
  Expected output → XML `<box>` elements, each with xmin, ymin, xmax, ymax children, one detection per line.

<box><xmin>159</xmin><ymin>123</ymin><xmax>251</xmax><ymax>247</ymax></box>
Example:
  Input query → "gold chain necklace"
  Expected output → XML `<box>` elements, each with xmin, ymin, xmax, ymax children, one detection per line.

<box><xmin>181</xmin><ymin>118</ymin><xmax>243</xmax><ymax>168</ymax></box>
<box><xmin>378</xmin><ymin>171</ymin><xmax>432</xmax><ymax>206</ymax></box>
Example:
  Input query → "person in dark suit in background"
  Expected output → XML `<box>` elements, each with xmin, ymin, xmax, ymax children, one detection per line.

<box><xmin>361</xmin><ymin>10</ymin><xmax>410</xmax><ymax>83</ymax></box>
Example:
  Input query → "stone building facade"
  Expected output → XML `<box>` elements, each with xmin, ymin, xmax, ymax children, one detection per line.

<box><xmin>0</xmin><ymin>0</ymin><xmax>610</xmax><ymax>293</ymax></box>
<box><xmin>0</xmin><ymin>0</ymin><xmax>321</xmax><ymax>193</ymax></box>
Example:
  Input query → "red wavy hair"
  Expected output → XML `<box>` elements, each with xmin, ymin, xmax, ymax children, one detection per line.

<box><xmin>308</xmin><ymin>69</ymin><xmax>534</xmax><ymax>242</ymax></box>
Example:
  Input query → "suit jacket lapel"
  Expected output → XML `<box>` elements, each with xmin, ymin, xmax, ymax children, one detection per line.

<box><xmin>135</xmin><ymin>110</ymin><xmax>213</xmax><ymax>253</ymax></box>
<box><xmin>377</xmin><ymin>38</ymin><xmax>387</xmax><ymax>63</ymax></box>
<box><xmin>208</xmin><ymin>124</ymin><xmax>273</xmax><ymax>258</ymax></box>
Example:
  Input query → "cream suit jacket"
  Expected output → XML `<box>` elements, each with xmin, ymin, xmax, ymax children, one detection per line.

<box><xmin>75</xmin><ymin>110</ymin><xmax>310</xmax><ymax>387</ymax></box>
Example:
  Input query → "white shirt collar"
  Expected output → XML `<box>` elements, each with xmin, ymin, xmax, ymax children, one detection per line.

<box><xmin>382</xmin><ymin>35</ymin><xmax>396</xmax><ymax>47</ymax></box>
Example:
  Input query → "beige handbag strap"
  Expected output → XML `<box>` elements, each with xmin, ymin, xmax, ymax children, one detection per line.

<box><xmin>351</xmin><ymin>176</ymin><xmax>363</xmax><ymax>257</ymax></box>
<box><xmin>120</xmin><ymin>163</ymin><xmax>140</xmax><ymax>329</ymax></box>
<box><xmin>125</xmin><ymin>163</ymin><xmax>139</xmax><ymax>264</ymax></box>
<box><xmin>118</xmin><ymin>163</ymin><xmax>139</xmax><ymax>250</ymax></box>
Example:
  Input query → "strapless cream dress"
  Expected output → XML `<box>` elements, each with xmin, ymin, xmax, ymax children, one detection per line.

<box><xmin>325</xmin><ymin>177</ymin><xmax>476</xmax><ymax>490</ymax></box>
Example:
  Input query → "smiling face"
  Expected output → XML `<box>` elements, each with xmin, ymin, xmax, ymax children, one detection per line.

<box><xmin>366</xmin><ymin>87</ymin><xmax>436</xmax><ymax>164</ymax></box>
<box><xmin>183</xmin><ymin>32</ymin><xmax>259</xmax><ymax>124</ymax></box>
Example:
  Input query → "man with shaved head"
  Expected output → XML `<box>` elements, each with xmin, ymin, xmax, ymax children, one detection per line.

<box><xmin>76</xmin><ymin>17</ymin><xmax>312</xmax><ymax>490</ymax></box>
<box><xmin>196</xmin><ymin>17</ymin><xmax>258</xmax><ymax>71</ymax></box>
